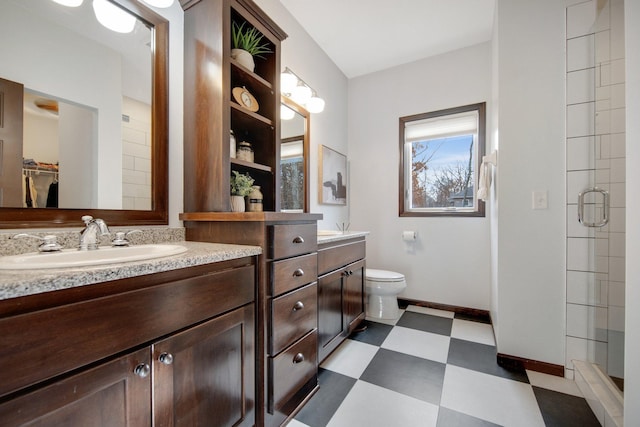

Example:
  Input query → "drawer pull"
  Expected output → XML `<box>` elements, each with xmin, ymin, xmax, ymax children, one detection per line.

<box><xmin>292</xmin><ymin>301</ymin><xmax>305</xmax><ymax>311</ymax></box>
<box><xmin>292</xmin><ymin>236</ymin><xmax>305</xmax><ymax>244</ymax></box>
<box><xmin>293</xmin><ymin>353</ymin><xmax>305</xmax><ymax>364</ymax></box>
<box><xmin>158</xmin><ymin>352</ymin><xmax>174</xmax><ymax>365</ymax></box>
<box><xmin>134</xmin><ymin>363</ymin><xmax>151</xmax><ymax>378</ymax></box>
<box><xmin>293</xmin><ymin>268</ymin><xmax>305</xmax><ymax>277</ymax></box>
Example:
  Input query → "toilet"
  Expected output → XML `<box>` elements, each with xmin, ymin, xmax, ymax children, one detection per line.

<box><xmin>365</xmin><ymin>269</ymin><xmax>407</xmax><ymax>320</ymax></box>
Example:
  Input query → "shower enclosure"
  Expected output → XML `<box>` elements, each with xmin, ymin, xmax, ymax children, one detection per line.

<box><xmin>565</xmin><ymin>0</ymin><xmax>625</xmax><ymax>423</ymax></box>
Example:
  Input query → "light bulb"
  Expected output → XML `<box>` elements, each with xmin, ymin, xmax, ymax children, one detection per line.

<box><xmin>93</xmin><ymin>0</ymin><xmax>136</xmax><ymax>33</ymax></box>
<box><xmin>281</xmin><ymin>72</ymin><xmax>297</xmax><ymax>94</ymax></box>
<box><xmin>281</xmin><ymin>104</ymin><xmax>295</xmax><ymax>120</ymax></box>
<box><xmin>290</xmin><ymin>85</ymin><xmax>312</xmax><ymax>105</ymax></box>
<box><xmin>306</xmin><ymin>96</ymin><xmax>325</xmax><ymax>113</ymax></box>
<box><xmin>51</xmin><ymin>0</ymin><xmax>83</xmax><ymax>6</ymax></box>
<box><xmin>140</xmin><ymin>0</ymin><xmax>175</xmax><ymax>7</ymax></box>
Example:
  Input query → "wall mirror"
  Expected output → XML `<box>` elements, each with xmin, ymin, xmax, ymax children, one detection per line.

<box><xmin>280</xmin><ymin>97</ymin><xmax>309</xmax><ymax>212</ymax></box>
<box><xmin>0</xmin><ymin>0</ymin><xmax>168</xmax><ymax>228</ymax></box>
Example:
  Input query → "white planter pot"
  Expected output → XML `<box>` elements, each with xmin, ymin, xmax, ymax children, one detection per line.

<box><xmin>231</xmin><ymin>48</ymin><xmax>255</xmax><ymax>72</ymax></box>
<box><xmin>230</xmin><ymin>195</ymin><xmax>245</xmax><ymax>212</ymax></box>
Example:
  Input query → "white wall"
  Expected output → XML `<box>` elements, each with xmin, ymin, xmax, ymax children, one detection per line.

<box><xmin>494</xmin><ymin>0</ymin><xmax>566</xmax><ymax>365</ymax></box>
<box><xmin>348</xmin><ymin>44</ymin><xmax>493</xmax><ymax>310</ymax></box>
<box><xmin>255</xmin><ymin>0</ymin><xmax>349</xmax><ymax>229</ymax></box>
<box><xmin>624</xmin><ymin>0</ymin><xmax>640</xmax><ymax>423</ymax></box>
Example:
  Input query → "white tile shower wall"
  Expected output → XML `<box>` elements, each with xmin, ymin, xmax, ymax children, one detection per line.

<box><xmin>565</xmin><ymin>0</ymin><xmax>626</xmax><ymax>381</ymax></box>
<box><xmin>122</xmin><ymin>96</ymin><xmax>152</xmax><ymax>210</ymax></box>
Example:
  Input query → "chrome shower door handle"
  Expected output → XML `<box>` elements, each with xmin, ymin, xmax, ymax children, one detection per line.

<box><xmin>578</xmin><ymin>187</ymin><xmax>609</xmax><ymax>227</ymax></box>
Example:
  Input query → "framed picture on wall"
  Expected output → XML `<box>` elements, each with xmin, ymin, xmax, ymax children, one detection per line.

<box><xmin>319</xmin><ymin>145</ymin><xmax>347</xmax><ymax>205</ymax></box>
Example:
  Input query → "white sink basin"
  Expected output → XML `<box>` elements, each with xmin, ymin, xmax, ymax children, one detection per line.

<box><xmin>317</xmin><ymin>230</ymin><xmax>344</xmax><ymax>236</ymax></box>
<box><xmin>0</xmin><ymin>244</ymin><xmax>188</xmax><ymax>270</ymax></box>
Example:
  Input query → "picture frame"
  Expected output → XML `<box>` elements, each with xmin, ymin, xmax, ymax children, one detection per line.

<box><xmin>319</xmin><ymin>145</ymin><xmax>347</xmax><ymax>205</ymax></box>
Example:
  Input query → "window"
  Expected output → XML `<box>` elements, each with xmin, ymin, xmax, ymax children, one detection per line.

<box><xmin>399</xmin><ymin>103</ymin><xmax>486</xmax><ymax>217</ymax></box>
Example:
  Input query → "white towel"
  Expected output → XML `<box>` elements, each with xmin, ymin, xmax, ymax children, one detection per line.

<box><xmin>477</xmin><ymin>161</ymin><xmax>491</xmax><ymax>201</ymax></box>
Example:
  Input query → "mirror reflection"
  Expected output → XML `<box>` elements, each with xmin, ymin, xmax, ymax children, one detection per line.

<box><xmin>0</xmin><ymin>0</ymin><xmax>152</xmax><ymax>211</ymax></box>
<box><xmin>280</xmin><ymin>99</ymin><xmax>309</xmax><ymax>212</ymax></box>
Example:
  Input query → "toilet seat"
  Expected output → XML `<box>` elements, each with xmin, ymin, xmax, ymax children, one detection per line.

<box><xmin>366</xmin><ymin>269</ymin><xmax>405</xmax><ymax>282</ymax></box>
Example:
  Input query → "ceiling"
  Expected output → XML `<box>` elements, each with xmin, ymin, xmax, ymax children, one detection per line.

<box><xmin>279</xmin><ymin>0</ymin><xmax>496</xmax><ymax>79</ymax></box>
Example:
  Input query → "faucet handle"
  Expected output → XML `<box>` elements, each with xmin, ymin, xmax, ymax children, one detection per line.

<box><xmin>81</xmin><ymin>215</ymin><xmax>94</xmax><ymax>225</ymax></box>
<box><xmin>111</xmin><ymin>229</ymin><xmax>142</xmax><ymax>247</ymax></box>
<box><xmin>12</xmin><ymin>234</ymin><xmax>63</xmax><ymax>252</ymax></box>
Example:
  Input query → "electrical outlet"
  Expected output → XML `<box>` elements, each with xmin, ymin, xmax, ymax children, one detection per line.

<box><xmin>532</xmin><ymin>191</ymin><xmax>548</xmax><ymax>209</ymax></box>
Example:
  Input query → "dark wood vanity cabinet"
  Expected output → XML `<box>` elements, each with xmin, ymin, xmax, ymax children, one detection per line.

<box><xmin>0</xmin><ymin>258</ymin><xmax>257</xmax><ymax>427</ymax></box>
<box><xmin>181</xmin><ymin>213</ymin><xmax>322</xmax><ymax>427</ymax></box>
<box><xmin>317</xmin><ymin>237</ymin><xmax>367</xmax><ymax>363</ymax></box>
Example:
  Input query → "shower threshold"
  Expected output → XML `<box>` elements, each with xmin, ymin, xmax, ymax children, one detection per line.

<box><xmin>573</xmin><ymin>359</ymin><xmax>624</xmax><ymax>426</ymax></box>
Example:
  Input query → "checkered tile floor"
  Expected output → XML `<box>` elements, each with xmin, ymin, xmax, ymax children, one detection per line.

<box><xmin>288</xmin><ymin>305</ymin><xmax>600</xmax><ymax>427</ymax></box>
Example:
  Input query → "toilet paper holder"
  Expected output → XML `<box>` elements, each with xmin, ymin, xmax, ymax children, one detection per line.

<box><xmin>402</xmin><ymin>231</ymin><xmax>417</xmax><ymax>241</ymax></box>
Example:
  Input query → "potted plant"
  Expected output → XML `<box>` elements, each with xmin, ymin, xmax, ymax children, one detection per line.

<box><xmin>230</xmin><ymin>170</ymin><xmax>254</xmax><ymax>212</ymax></box>
<box><xmin>231</xmin><ymin>21</ymin><xmax>273</xmax><ymax>72</ymax></box>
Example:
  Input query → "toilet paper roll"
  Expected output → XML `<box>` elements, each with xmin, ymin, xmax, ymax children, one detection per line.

<box><xmin>402</xmin><ymin>231</ymin><xmax>417</xmax><ymax>241</ymax></box>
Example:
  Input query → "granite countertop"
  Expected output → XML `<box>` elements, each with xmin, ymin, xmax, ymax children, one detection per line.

<box><xmin>0</xmin><ymin>241</ymin><xmax>262</xmax><ymax>301</ymax></box>
<box><xmin>317</xmin><ymin>231</ymin><xmax>369</xmax><ymax>244</ymax></box>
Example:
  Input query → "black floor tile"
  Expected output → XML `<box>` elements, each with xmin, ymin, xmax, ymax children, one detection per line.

<box><xmin>396</xmin><ymin>311</ymin><xmax>453</xmax><ymax>336</ymax></box>
<box><xmin>348</xmin><ymin>320</ymin><xmax>393</xmax><ymax>346</ymax></box>
<box><xmin>295</xmin><ymin>368</ymin><xmax>356</xmax><ymax>427</ymax></box>
<box><xmin>436</xmin><ymin>407</ymin><xmax>502</xmax><ymax>427</ymax></box>
<box><xmin>360</xmin><ymin>348</ymin><xmax>446</xmax><ymax>406</ymax></box>
<box><xmin>533</xmin><ymin>386</ymin><xmax>601</xmax><ymax>427</ymax></box>
<box><xmin>447</xmin><ymin>338</ymin><xmax>529</xmax><ymax>383</ymax></box>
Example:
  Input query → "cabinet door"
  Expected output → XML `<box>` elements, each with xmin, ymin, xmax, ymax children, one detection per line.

<box><xmin>0</xmin><ymin>348</ymin><xmax>151</xmax><ymax>427</ymax></box>
<box><xmin>153</xmin><ymin>303</ymin><xmax>255</xmax><ymax>427</ymax></box>
<box><xmin>343</xmin><ymin>259</ymin><xmax>365</xmax><ymax>333</ymax></box>
<box><xmin>317</xmin><ymin>268</ymin><xmax>344</xmax><ymax>361</ymax></box>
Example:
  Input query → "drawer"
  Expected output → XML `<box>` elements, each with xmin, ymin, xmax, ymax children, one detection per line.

<box><xmin>271</xmin><ymin>253</ymin><xmax>317</xmax><ymax>296</ymax></box>
<box><xmin>270</xmin><ymin>283</ymin><xmax>318</xmax><ymax>354</ymax></box>
<box><xmin>269</xmin><ymin>330</ymin><xmax>317</xmax><ymax>412</ymax></box>
<box><xmin>269</xmin><ymin>224</ymin><xmax>317</xmax><ymax>260</ymax></box>
<box><xmin>318</xmin><ymin>240</ymin><xmax>366</xmax><ymax>275</ymax></box>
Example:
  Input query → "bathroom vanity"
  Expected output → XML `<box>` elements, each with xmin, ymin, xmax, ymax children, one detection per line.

<box><xmin>317</xmin><ymin>234</ymin><xmax>367</xmax><ymax>362</ymax></box>
<box><xmin>0</xmin><ymin>242</ymin><xmax>260</xmax><ymax>426</ymax></box>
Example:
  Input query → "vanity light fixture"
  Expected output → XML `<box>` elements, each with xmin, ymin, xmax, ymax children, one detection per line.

<box><xmin>93</xmin><ymin>0</ymin><xmax>136</xmax><ymax>33</ymax></box>
<box><xmin>280</xmin><ymin>67</ymin><xmax>325</xmax><ymax>113</ymax></box>
<box><xmin>51</xmin><ymin>0</ymin><xmax>84</xmax><ymax>6</ymax></box>
<box><xmin>139</xmin><ymin>0</ymin><xmax>175</xmax><ymax>7</ymax></box>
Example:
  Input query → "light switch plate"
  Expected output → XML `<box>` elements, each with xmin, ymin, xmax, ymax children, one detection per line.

<box><xmin>532</xmin><ymin>191</ymin><xmax>548</xmax><ymax>209</ymax></box>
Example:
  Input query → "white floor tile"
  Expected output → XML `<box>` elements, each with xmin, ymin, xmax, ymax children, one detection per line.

<box><xmin>285</xmin><ymin>419</ymin><xmax>310</xmax><ymax>427</ymax></box>
<box><xmin>381</xmin><ymin>326</ymin><xmax>450</xmax><ymax>363</ymax></box>
<box><xmin>365</xmin><ymin>310</ymin><xmax>403</xmax><ymax>325</ymax></box>
<box><xmin>327</xmin><ymin>380</ymin><xmax>439</xmax><ymax>427</ymax></box>
<box><xmin>450</xmin><ymin>319</ymin><xmax>496</xmax><ymax>346</ymax></box>
<box><xmin>405</xmin><ymin>305</ymin><xmax>455</xmax><ymax>318</ymax></box>
<box><xmin>320</xmin><ymin>339</ymin><xmax>379</xmax><ymax>379</ymax></box>
<box><xmin>526</xmin><ymin>370</ymin><xmax>584</xmax><ymax>397</ymax></box>
<box><xmin>441</xmin><ymin>365</ymin><xmax>545</xmax><ymax>427</ymax></box>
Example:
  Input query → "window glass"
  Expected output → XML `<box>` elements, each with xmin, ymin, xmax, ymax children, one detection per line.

<box><xmin>400</xmin><ymin>103</ymin><xmax>486</xmax><ymax>217</ymax></box>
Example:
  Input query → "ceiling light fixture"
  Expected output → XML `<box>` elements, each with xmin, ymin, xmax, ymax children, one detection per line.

<box><xmin>93</xmin><ymin>0</ymin><xmax>136</xmax><ymax>33</ymax></box>
<box><xmin>140</xmin><ymin>0</ymin><xmax>175</xmax><ymax>8</ymax></box>
<box><xmin>51</xmin><ymin>0</ymin><xmax>84</xmax><ymax>6</ymax></box>
<box><xmin>280</xmin><ymin>67</ymin><xmax>325</xmax><ymax>113</ymax></box>
<box><xmin>281</xmin><ymin>104</ymin><xmax>295</xmax><ymax>120</ymax></box>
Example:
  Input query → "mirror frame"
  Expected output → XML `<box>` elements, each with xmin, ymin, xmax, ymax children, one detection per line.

<box><xmin>281</xmin><ymin>96</ymin><xmax>310</xmax><ymax>213</ymax></box>
<box><xmin>0</xmin><ymin>0</ymin><xmax>168</xmax><ymax>229</ymax></box>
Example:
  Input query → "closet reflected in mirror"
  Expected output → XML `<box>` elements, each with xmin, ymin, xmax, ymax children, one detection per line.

<box><xmin>280</xmin><ymin>97</ymin><xmax>309</xmax><ymax>212</ymax></box>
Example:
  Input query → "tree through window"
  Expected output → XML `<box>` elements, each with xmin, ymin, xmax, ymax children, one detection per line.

<box><xmin>399</xmin><ymin>103</ymin><xmax>486</xmax><ymax>217</ymax></box>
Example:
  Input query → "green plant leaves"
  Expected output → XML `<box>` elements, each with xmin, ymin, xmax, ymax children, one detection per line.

<box><xmin>232</xmin><ymin>21</ymin><xmax>273</xmax><ymax>59</ymax></box>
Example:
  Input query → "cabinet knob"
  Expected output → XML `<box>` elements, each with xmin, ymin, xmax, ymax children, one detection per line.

<box><xmin>134</xmin><ymin>363</ymin><xmax>151</xmax><ymax>378</ymax></box>
<box><xmin>293</xmin><ymin>353</ymin><xmax>305</xmax><ymax>364</ymax></box>
<box><xmin>293</xmin><ymin>268</ymin><xmax>304</xmax><ymax>277</ymax></box>
<box><xmin>158</xmin><ymin>352</ymin><xmax>174</xmax><ymax>365</ymax></box>
<box><xmin>292</xmin><ymin>301</ymin><xmax>305</xmax><ymax>311</ymax></box>
<box><xmin>292</xmin><ymin>236</ymin><xmax>305</xmax><ymax>244</ymax></box>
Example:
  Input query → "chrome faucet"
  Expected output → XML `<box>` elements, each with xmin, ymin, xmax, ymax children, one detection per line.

<box><xmin>79</xmin><ymin>215</ymin><xmax>110</xmax><ymax>251</ymax></box>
